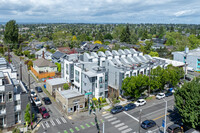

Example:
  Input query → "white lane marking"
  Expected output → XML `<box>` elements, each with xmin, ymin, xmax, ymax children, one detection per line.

<box><xmin>115</xmin><ymin>123</ymin><xmax>125</xmax><ymax>128</ymax></box>
<box><xmin>45</xmin><ymin>121</ymin><xmax>50</xmax><ymax>128</ymax></box>
<box><xmin>108</xmin><ymin>117</ymin><xmax>117</xmax><ymax>122</ymax></box>
<box><xmin>56</xmin><ymin>118</ymin><xmax>61</xmax><ymax>124</ymax></box>
<box><xmin>102</xmin><ymin>113</ymin><xmax>110</xmax><ymax>117</ymax></box>
<box><xmin>118</xmin><ymin>125</ymin><xmax>128</xmax><ymax>131</ymax></box>
<box><xmin>41</xmin><ymin>123</ymin><xmax>45</xmax><ymax>129</ymax></box>
<box><xmin>123</xmin><ymin>111</ymin><xmax>139</xmax><ymax>122</ymax></box>
<box><xmin>61</xmin><ymin>117</ymin><xmax>67</xmax><ymax>123</ymax></box>
<box><xmin>104</xmin><ymin>115</ymin><xmax>113</xmax><ymax>119</ymax></box>
<box><xmin>50</xmin><ymin>119</ymin><xmax>55</xmax><ymax>126</ymax></box>
<box><xmin>121</xmin><ymin>128</ymin><xmax>132</xmax><ymax>133</ymax></box>
<box><xmin>111</xmin><ymin>120</ymin><xmax>121</xmax><ymax>125</ymax></box>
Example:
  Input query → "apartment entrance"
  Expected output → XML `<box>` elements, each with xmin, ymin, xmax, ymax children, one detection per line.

<box><xmin>73</xmin><ymin>103</ymin><xmax>78</xmax><ymax>112</ymax></box>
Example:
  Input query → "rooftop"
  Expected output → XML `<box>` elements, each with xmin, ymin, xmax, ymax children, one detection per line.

<box><xmin>46</xmin><ymin>78</ymin><xmax>66</xmax><ymax>86</ymax></box>
<box><xmin>33</xmin><ymin>58</ymin><xmax>57</xmax><ymax>67</ymax></box>
<box><xmin>59</xmin><ymin>90</ymin><xmax>84</xmax><ymax>99</ymax></box>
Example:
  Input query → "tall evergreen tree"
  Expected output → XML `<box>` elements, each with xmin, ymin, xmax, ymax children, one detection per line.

<box><xmin>120</xmin><ymin>25</ymin><xmax>131</xmax><ymax>43</ymax></box>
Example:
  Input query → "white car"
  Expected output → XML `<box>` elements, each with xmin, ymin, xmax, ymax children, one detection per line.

<box><xmin>31</xmin><ymin>91</ymin><xmax>37</xmax><ymax>97</ymax></box>
<box><xmin>33</xmin><ymin>97</ymin><xmax>42</xmax><ymax>106</ymax></box>
<box><xmin>156</xmin><ymin>93</ymin><xmax>165</xmax><ymax>99</ymax></box>
<box><xmin>134</xmin><ymin>99</ymin><xmax>146</xmax><ymax>106</ymax></box>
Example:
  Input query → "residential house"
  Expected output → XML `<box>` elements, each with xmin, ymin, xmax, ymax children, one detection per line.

<box><xmin>151</xmin><ymin>43</ymin><xmax>166</xmax><ymax>50</ymax></box>
<box><xmin>51</xmin><ymin>51</ymin><xmax>64</xmax><ymax>63</ymax></box>
<box><xmin>35</xmin><ymin>48</ymin><xmax>52</xmax><ymax>60</ymax></box>
<box><xmin>58</xmin><ymin>47</ymin><xmax>77</xmax><ymax>54</ymax></box>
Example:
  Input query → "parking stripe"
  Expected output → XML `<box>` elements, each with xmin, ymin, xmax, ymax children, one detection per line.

<box><xmin>108</xmin><ymin>117</ymin><xmax>117</xmax><ymax>122</ymax></box>
<box><xmin>45</xmin><ymin>121</ymin><xmax>50</xmax><ymax>128</ymax></box>
<box><xmin>80</xmin><ymin>125</ymin><xmax>85</xmax><ymax>129</ymax></box>
<box><xmin>104</xmin><ymin>115</ymin><xmax>113</xmax><ymax>119</ymax></box>
<box><xmin>50</xmin><ymin>119</ymin><xmax>55</xmax><ymax>126</ymax></box>
<box><xmin>111</xmin><ymin>120</ymin><xmax>120</xmax><ymax>125</ymax></box>
<box><xmin>121</xmin><ymin>128</ymin><xmax>132</xmax><ymax>133</ymax></box>
<box><xmin>41</xmin><ymin>123</ymin><xmax>45</xmax><ymax>129</ymax></box>
<box><xmin>56</xmin><ymin>118</ymin><xmax>61</xmax><ymax>124</ymax></box>
<box><xmin>115</xmin><ymin>123</ymin><xmax>125</xmax><ymax>128</ymax></box>
<box><xmin>86</xmin><ymin>123</ymin><xmax>90</xmax><ymax>127</ymax></box>
<box><xmin>118</xmin><ymin>125</ymin><xmax>128</xmax><ymax>131</ymax></box>
<box><xmin>61</xmin><ymin>117</ymin><xmax>67</xmax><ymax>123</ymax></box>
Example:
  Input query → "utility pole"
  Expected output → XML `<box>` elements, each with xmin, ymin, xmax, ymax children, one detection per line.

<box><xmin>103</xmin><ymin>122</ymin><xmax>105</xmax><ymax>133</ymax></box>
<box><xmin>138</xmin><ymin>109</ymin><xmax>142</xmax><ymax>133</ymax></box>
<box><xmin>148</xmin><ymin>60</ymin><xmax>151</xmax><ymax>96</ymax></box>
<box><xmin>163</xmin><ymin>99</ymin><xmax>167</xmax><ymax>133</ymax></box>
<box><xmin>20</xmin><ymin>57</ymin><xmax>22</xmax><ymax>81</ymax></box>
<box><xmin>28</xmin><ymin>73</ymin><xmax>32</xmax><ymax>129</ymax></box>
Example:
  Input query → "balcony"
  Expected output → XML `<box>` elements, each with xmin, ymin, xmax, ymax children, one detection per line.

<box><xmin>14</xmin><ymin>94</ymin><xmax>20</xmax><ymax>101</ymax></box>
<box><xmin>15</xmin><ymin>105</ymin><xmax>21</xmax><ymax>111</ymax></box>
<box><xmin>0</xmin><ymin>86</ymin><xmax>5</xmax><ymax>92</ymax></box>
<box><xmin>0</xmin><ymin>109</ymin><xmax>6</xmax><ymax>115</ymax></box>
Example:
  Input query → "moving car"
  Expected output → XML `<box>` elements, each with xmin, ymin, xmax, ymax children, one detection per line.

<box><xmin>35</xmin><ymin>86</ymin><xmax>43</xmax><ymax>93</ymax></box>
<box><xmin>165</xmin><ymin>91</ymin><xmax>173</xmax><ymax>97</ymax></box>
<box><xmin>42</xmin><ymin>97</ymin><xmax>52</xmax><ymax>105</ymax></box>
<box><xmin>167</xmin><ymin>124</ymin><xmax>182</xmax><ymax>133</ymax></box>
<box><xmin>39</xmin><ymin>107</ymin><xmax>50</xmax><ymax>119</ymax></box>
<box><xmin>134</xmin><ymin>99</ymin><xmax>146</xmax><ymax>106</ymax></box>
<box><xmin>124</xmin><ymin>103</ymin><xmax>136</xmax><ymax>111</ymax></box>
<box><xmin>33</xmin><ymin>96</ymin><xmax>42</xmax><ymax>106</ymax></box>
<box><xmin>141</xmin><ymin>120</ymin><xmax>156</xmax><ymax>129</ymax></box>
<box><xmin>110</xmin><ymin>105</ymin><xmax>124</xmax><ymax>114</ymax></box>
<box><xmin>156</xmin><ymin>93</ymin><xmax>165</xmax><ymax>100</ymax></box>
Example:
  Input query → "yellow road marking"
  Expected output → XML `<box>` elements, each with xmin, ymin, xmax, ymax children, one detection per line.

<box><xmin>153</xmin><ymin>113</ymin><xmax>170</xmax><ymax>121</ymax></box>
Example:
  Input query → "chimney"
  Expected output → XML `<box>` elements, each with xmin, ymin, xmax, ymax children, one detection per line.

<box><xmin>42</xmin><ymin>51</ymin><xmax>45</xmax><ymax>59</ymax></box>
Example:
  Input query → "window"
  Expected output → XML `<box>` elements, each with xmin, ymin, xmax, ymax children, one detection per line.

<box><xmin>100</xmin><ymin>84</ymin><xmax>103</xmax><ymax>88</ymax></box>
<box><xmin>100</xmin><ymin>92</ymin><xmax>103</xmax><ymax>96</ymax></box>
<box><xmin>198</xmin><ymin>63</ymin><xmax>200</xmax><ymax>66</ymax></box>
<box><xmin>75</xmin><ymin>70</ymin><xmax>80</xmax><ymax>83</ymax></box>
<box><xmin>99</xmin><ymin>77</ymin><xmax>103</xmax><ymax>83</ymax></box>
<box><xmin>105</xmin><ymin>74</ymin><xmax>108</xmax><ymax>82</ymax></box>
<box><xmin>198</xmin><ymin>59</ymin><xmax>200</xmax><ymax>62</ymax></box>
<box><xmin>66</xmin><ymin>64</ymin><xmax>69</xmax><ymax>74</ymax></box>
<box><xmin>7</xmin><ymin>92</ymin><xmax>13</xmax><ymax>102</ymax></box>
<box><xmin>126</xmin><ymin>74</ymin><xmax>129</xmax><ymax>77</ymax></box>
<box><xmin>121</xmin><ymin>73</ymin><xmax>124</xmax><ymax>79</ymax></box>
<box><xmin>0</xmin><ymin>94</ymin><xmax>4</xmax><ymax>103</ymax></box>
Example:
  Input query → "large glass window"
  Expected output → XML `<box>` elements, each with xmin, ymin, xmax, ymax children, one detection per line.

<box><xmin>66</xmin><ymin>64</ymin><xmax>69</xmax><ymax>74</ymax></box>
<box><xmin>75</xmin><ymin>70</ymin><xmax>80</xmax><ymax>83</ymax></box>
<box><xmin>7</xmin><ymin>92</ymin><xmax>13</xmax><ymax>102</ymax></box>
<box><xmin>99</xmin><ymin>77</ymin><xmax>103</xmax><ymax>83</ymax></box>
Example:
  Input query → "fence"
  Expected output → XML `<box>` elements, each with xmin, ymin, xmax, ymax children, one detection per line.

<box><xmin>31</xmin><ymin>67</ymin><xmax>55</xmax><ymax>79</ymax></box>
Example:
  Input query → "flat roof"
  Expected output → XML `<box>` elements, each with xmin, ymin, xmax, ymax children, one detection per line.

<box><xmin>46</xmin><ymin>78</ymin><xmax>66</xmax><ymax>86</ymax></box>
<box><xmin>59</xmin><ymin>90</ymin><xmax>84</xmax><ymax>99</ymax></box>
<box><xmin>153</xmin><ymin>57</ymin><xmax>185</xmax><ymax>67</ymax></box>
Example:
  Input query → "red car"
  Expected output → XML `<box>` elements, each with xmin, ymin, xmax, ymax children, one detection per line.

<box><xmin>39</xmin><ymin>107</ymin><xmax>50</xmax><ymax>119</ymax></box>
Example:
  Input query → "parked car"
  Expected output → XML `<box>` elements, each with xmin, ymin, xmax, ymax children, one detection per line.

<box><xmin>134</xmin><ymin>99</ymin><xmax>146</xmax><ymax>106</ymax></box>
<box><xmin>141</xmin><ymin>120</ymin><xmax>156</xmax><ymax>129</ymax></box>
<box><xmin>110</xmin><ymin>105</ymin><xmax>124</xmax><ymax>114</ymax></box>
<box><xmin>165</xmin><ymin>91</ymin><xmax>173</xmax><ymax>97</ymax></box>
<box><xmin>167</xmin><ymin>124</ymin><xmax>182</xmax><ymax>133</ymax></box>
<box><xmin>42</xmin><ymin>97</ymin><xmax>52</xmax><ymax>105</ymax></box>
<box><xmin>39</xmin><ymin>107</ymin><xmax>50</xmax><ymax>119</ymax></box>
<box><xmin>185</xmin><ymin>129</ymin><xmax>200</xmax><ymax>133</ymax></box>
<box><xmin>35</xmin><ymin>86</ymin><xmax>43</xmax><ymax>93</ymax></box>
<box><xmin>156</xmin><ymin>93</ymin><xmax>165</xmax><ymax>99</ymax></box>
<box><xmin>31</xmin><ymin>91</ymin><xmax>37</xmax><ymax>97</ymax></box>
<box><xmin>124</xmin><ymin>103</ymin><xmax>136</xmax><ymax>111</ymax></box>
<box><xmin>33</xmin><ymin>97</ymin><xmax>42</xmax><ymax>106</ymax></box>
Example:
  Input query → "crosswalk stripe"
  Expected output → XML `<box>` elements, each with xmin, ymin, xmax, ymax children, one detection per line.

<box><xmin>108</xmin><ymin>117</ymin><xmax>117</xmax><ymax>122</ymax></box>
<box><xmin>111</xmin><ymin>120</ymin><xmax>120</xmax><ymax>125</ymax></box>
<box><xmin>118</xmin><ymin>125</ymin><xmax>128</xmax><ymax>131</ymax></box>
<box><xmin>61</xmin><ymin>117</ymin><xmax>67</xmax><ymax>123</ymax></box>
<box><xmin>102</xmin><ymin>113</ymin><xmax>110</xmax><ymax>117</ymax></box>
<box><xmin>45</xmin><ymin>121</ymin><xmax>50</xmax><ymax>128</ymax></box>
<box><xmin>50</xmin><ymin>119</ymin><xmax>55</xmax><ymax>126</ymax></box>
<box><xmin>104</xmin><ymin>115</ymin><xmax>113</xmax><ymax>119</ymax></box>
<box><xmin>56</xmin><ymin>118</ymin><xmax>61</xmax><ymax>124</ymax></box>
<box><xmin>121</xmin><ymin>128</ymin><xmax>132</xmax><ymax>133</ymax></box>
<box><xmin>64</xmin><ymin>130</ymin><xmax>68</xmax><ymax>133</ymax></box>
<box><xmin>115</xmin><ymin>123</ymin><xmax>125</xmax><ymax>128</ymax></box>
<box><xmin>41</xmin><ymin>123</ymin><xmax>45</xmax><ymax>129</ymax></box>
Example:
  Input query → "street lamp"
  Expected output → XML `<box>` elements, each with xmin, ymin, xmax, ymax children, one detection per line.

<box><xmin>163</xmin><ymin>99</ymin><xmax>167</xmax><ymax>133</ymax></box>
<box><xmin>184</xmin><ymin>46</ymin><xmax>189</xmax><ymax>80</ymax></box>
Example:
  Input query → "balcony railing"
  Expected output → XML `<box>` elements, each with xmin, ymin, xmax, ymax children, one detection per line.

<box><xmin>14</xmin><ymin>94</ymin><xmax>20</xmax><ymax>101</ymax></box>
<box><xmin>15</xmin><ymin>105</ymin><xmax>21</xmax><ymax>111</ymax></box>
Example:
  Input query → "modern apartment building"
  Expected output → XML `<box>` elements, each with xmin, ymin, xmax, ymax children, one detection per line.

<box><xmin>0</xmin><ymin>58</ymin><xmax>29</xmax><ymax>128</ymax></box>
<box><xmin>61</xmin><ymin>49</ymin><xmax>166</xmax><ymax>98</ymax></box>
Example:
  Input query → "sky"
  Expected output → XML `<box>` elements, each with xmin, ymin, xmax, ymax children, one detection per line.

<box><xmin>0</xmin><ymin>0</ymin><xmax>200</xmax><ymax>24</ymax></box>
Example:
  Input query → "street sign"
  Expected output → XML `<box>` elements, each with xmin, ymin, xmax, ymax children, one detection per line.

<box><xmin>85</xmin><ymin>92</ymin><xmax>92</xmax><ymax>95</ymax></box>
<box><xmin>162</xmin><ymin>120</ymin><xmax>165</xmax><ymax>127</ymax></box>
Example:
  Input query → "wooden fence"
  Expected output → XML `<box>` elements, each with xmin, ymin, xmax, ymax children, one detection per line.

<box><xmin>31</xmin><ymin>67</ymin><xmax>55</xmax><ymax>79</ymax></box>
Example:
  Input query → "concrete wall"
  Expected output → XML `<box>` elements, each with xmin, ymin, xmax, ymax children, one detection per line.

<box><xmin>46</xmin><ymin>82</ymin><xmax>65</xmax><ymax>96</ymax></box>
<box><xmin>33</xmin><ymin>65</ymin><xmax>57</xmax><ymax>73</ymax></box>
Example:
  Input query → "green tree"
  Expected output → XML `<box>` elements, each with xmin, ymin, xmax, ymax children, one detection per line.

<box><xmin>158</xmin><ymin>26</ymin><xmax>165</xmax><ymax>39</ymax></box>
<box><xmin>95</xmin><ymin>32</ymin><xmax>104</xmax><ymax>42</ymax></box>
<box><xmin>55</xmin><ymin>63</ymin><xmax>61</xmax><ymax>72</ymax></box>
<box><xmin>174</xmin><ymin>78</ymin><xmax>200</xmax><ymax>129</ymax></box>
<box><xmin>4</xmin><ymin>20</ymin><xmax>19</xmax><ymax>49</ymax></box>
<box><xmin>23</xmin><ymin>50</ymin><xmax>30</xmax><ymax>57</ymax></box>
<box><xmin>27</xmin><ymin>60</ymin><xmax>33</xmax><ymax>70</ymax></box>
<box><xmin>98</xmin><ymin>47</ymin><xmax>107</xmax><ymax>53</ymax></box>
<box><xmin>141</xmin><ymin>29</ymin><xmax>148</xmax><ymax>40</ymax></box>
<box><xmin>24</xmin><ymin>103</ymin><xmax>34</xmax><ymax>125</ymax></box>
<box><xmin>12</xmin><ymin>127</ymin><xmax>20</xmax><ymax>133</ymax></box>
<box><xmin>63</xmin><ymin>83</ymin><xmax>69</xmax><ymax>90</ymax></box>
<box><xmin>149</xmin><ymin>51</ymin><xmax>159</xmax><ymax>57</ymax></box>
<box><xmin>104</xmin><ymin>33</ymin><xmax>113</xmax><ymax>40</ymax></box>
<box><xmin>120</xmin><ymin>25</ymin><xmax>131</xmax><ymax>43</ymax></box>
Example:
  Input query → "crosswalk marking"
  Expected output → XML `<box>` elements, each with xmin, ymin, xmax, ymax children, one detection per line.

<box><xmin>61</xmin><ymin>117</ymin><xmax>67</xmax><ymax>123</ymax></box>
<box><xmin>121</xmin><ymin>128</ymin><xmax>132</xmax><ymax>133</ymax></box>
<box><xmin>102</xmin><ymin>113</ymin><xmax>110</xmax><ymax>117</ymax></box>
<box><xmin>64</xmin><ymin>130</ymin><xmax>68</xmax><ymax>133</ymax></box>
<box><xmin>75</xmin><ymin>127</ymin><xmax>79</xmax><ymax>131</ymax></box>
<box><xmin>69</xmin><ymin>128</ymin><xmax>74</xmax><ymax>133</ymax></box>
<box><xmin>115</xmin><ymin>123</ymin><xmax>125</xmax><ymax>128</ymax></box>
<box><xmin>86</xmin><ymin>123</ymin><xmax>90</xmax><ymax>127</ymax></box>
<box><xmin>55</xmin><ymin>118</ymin><xmax>61</xmax><ymax>125</ymax></box>
<box><xmin>41</xmin><ymin>123</ymin><xmax>45</xmax><ymax>129</ymax></box>
<box><xmin>50</xmin><ymin>119</ymin><xmax>55</xmax><ymax>126</ymax></box>
<box><xmin>111</xmin><ymin>120</ymin><xmax>120</xmax><ymax>125</ymax></box>
<box><xmin>80</xmin><ymin>125</ymin><xmax>85</xmax><ymax>129</ymax></box>
<box><xmin>105</xmin><ymin>115</ymin><xmax>113</xmax><ymax>119</ymax></box>
<box><xmin>118</xmin><ymin>125</ymin><xmax>128</xmax><ymax>131</ymax></box>
<box><xmin>90</xmin><ymin>122</ymin><xmax>95</xmax><ymax>126</ymax></box>
<box><xmin>108</xmin><ymin>117</ymin><xmax>117</xmax><ymax>122</ymax></box>
<box><xmin>45</xmin><ymin>121</ymin><xmax>50</xmax><ymax>128</ymax></box>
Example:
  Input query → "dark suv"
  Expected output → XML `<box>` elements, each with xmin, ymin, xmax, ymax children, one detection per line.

<box><xmin>167</xmin><ymin>124</ymin><xmax>182</xmax><ymax>133</ymax></box>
